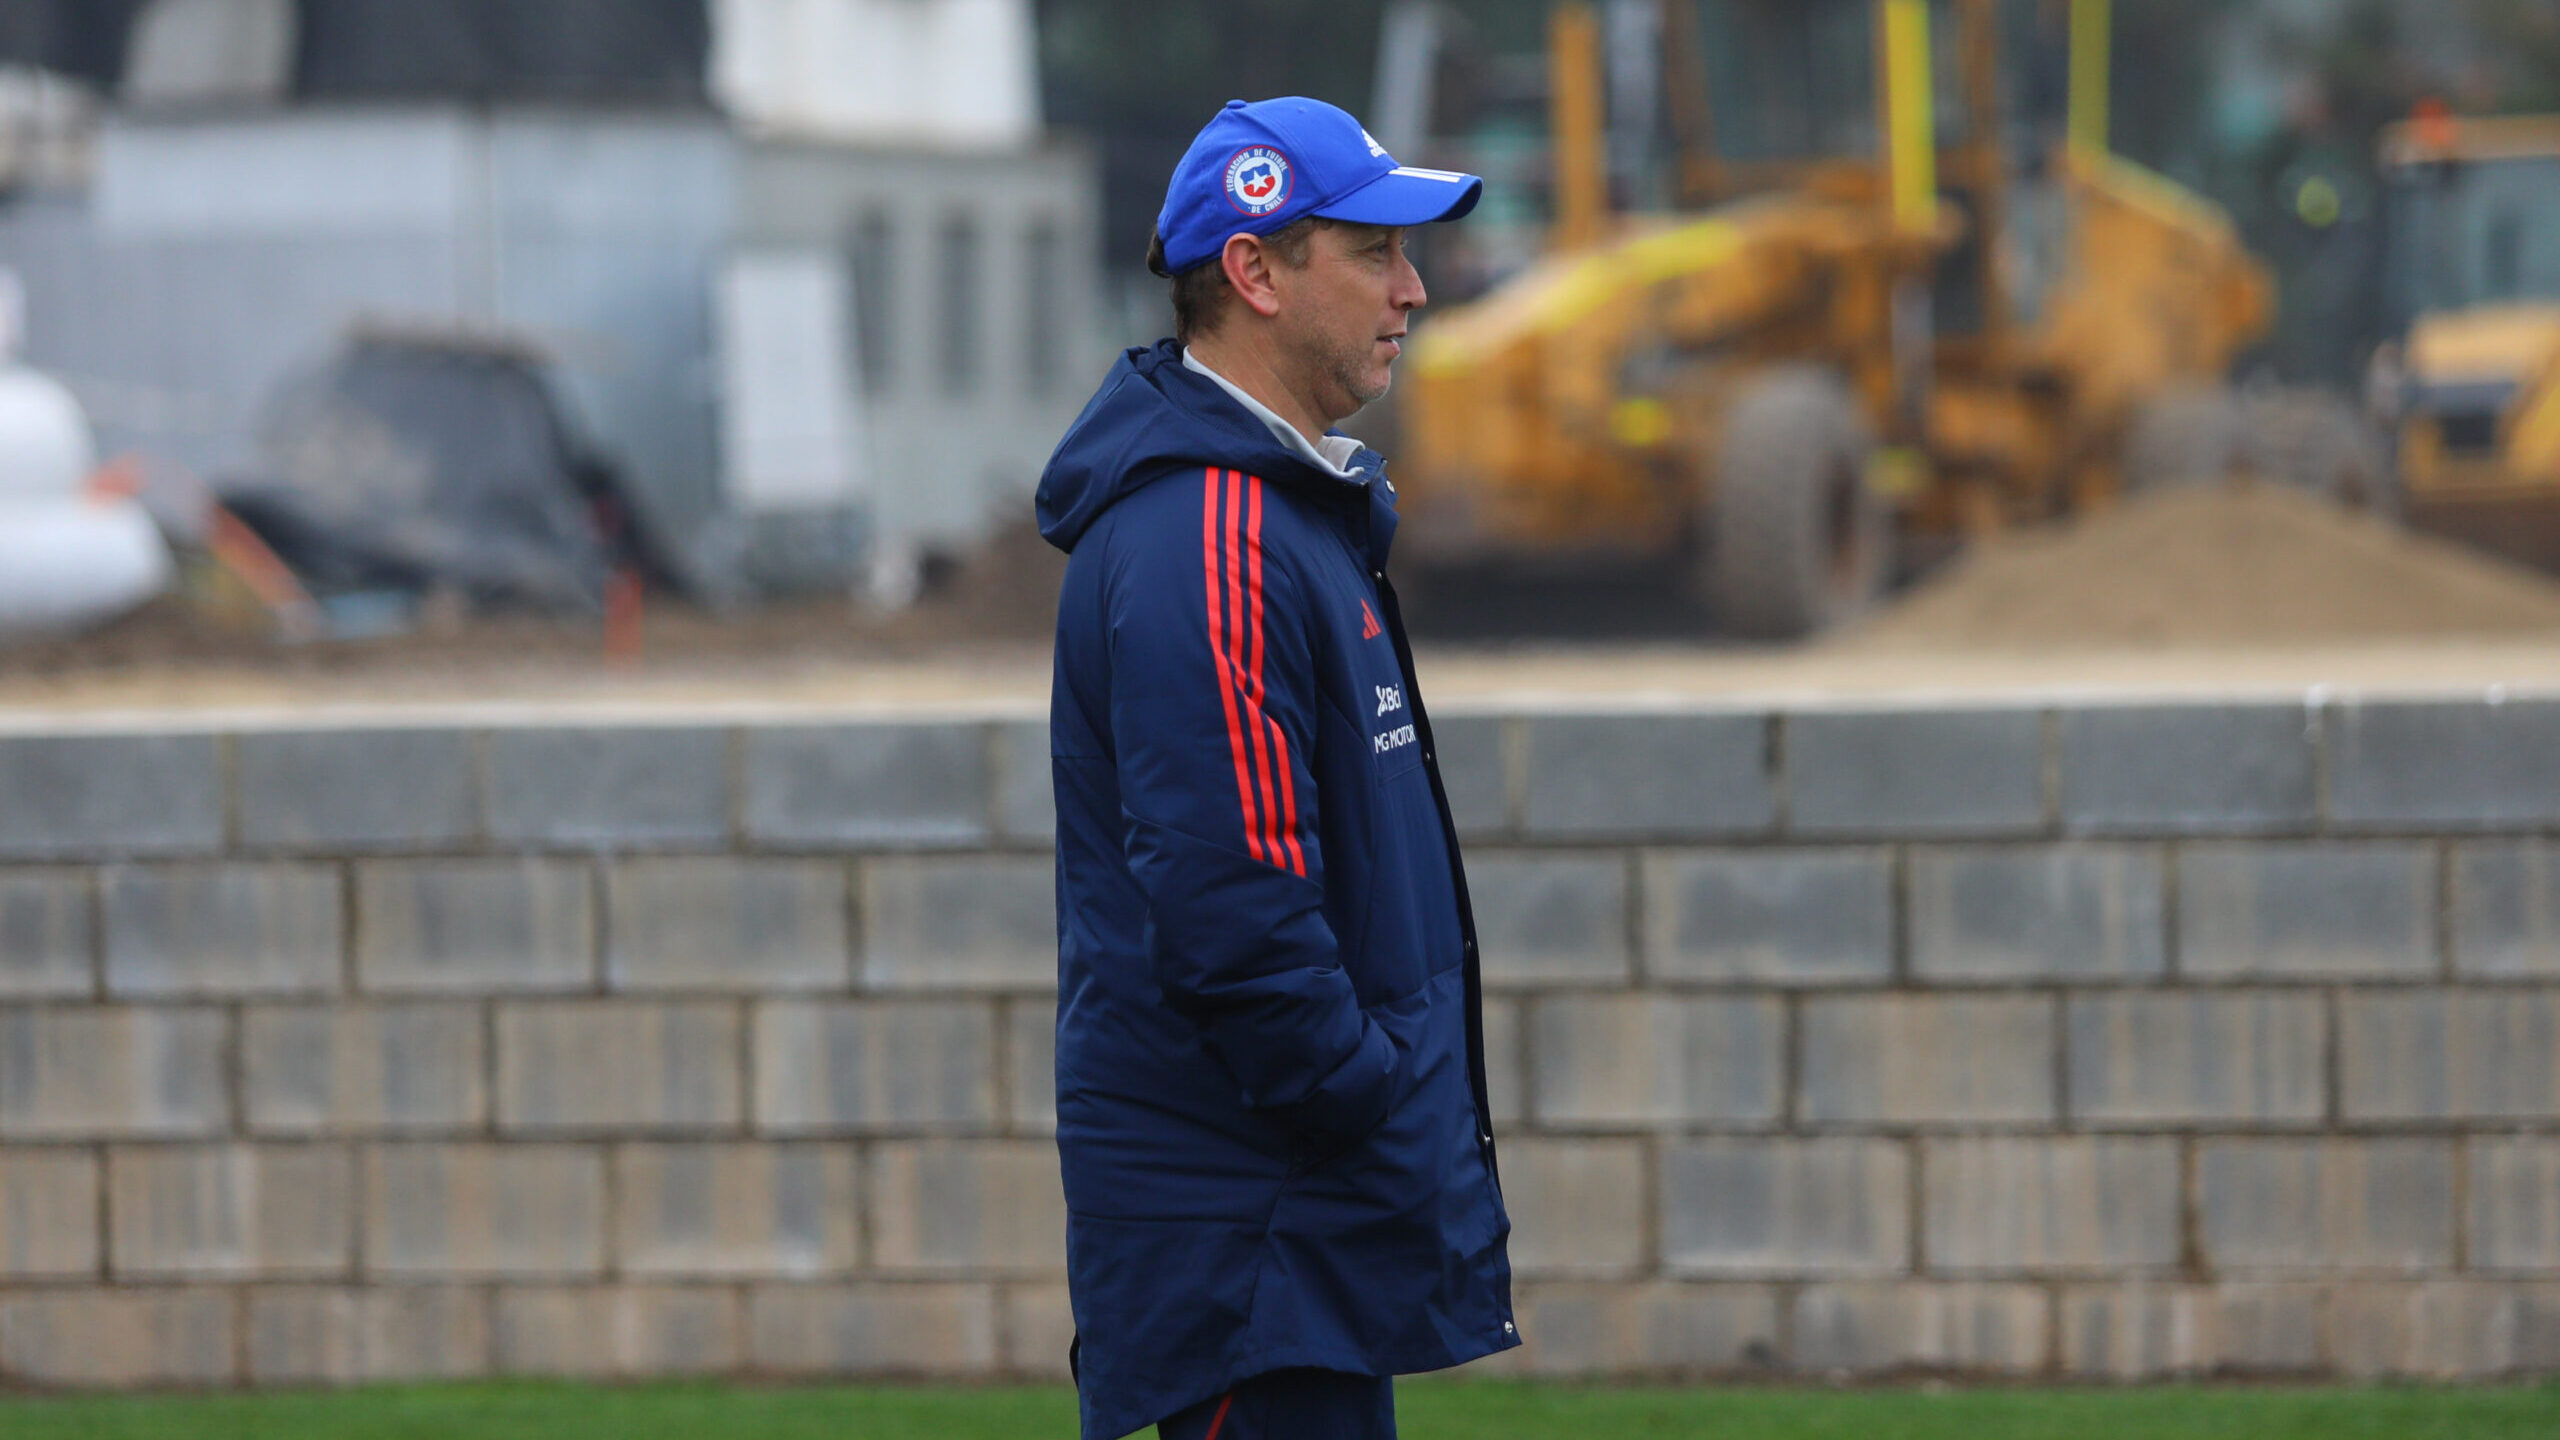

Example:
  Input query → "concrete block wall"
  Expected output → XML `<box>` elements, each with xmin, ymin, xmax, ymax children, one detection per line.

<box><xmin>1</xmin><ymin>696</ymin><xmax>2558</xmax><ymax>1386</ymax></box>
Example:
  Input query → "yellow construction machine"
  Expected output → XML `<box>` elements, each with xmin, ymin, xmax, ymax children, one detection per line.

<box><xmin>2373</xmin><ymin>109</ymin><xmax>2560</xmax><ymax>570</ymax></box>
<box><xmin>1399</xmin><ymin>0</ymin><xmax>2284</xmax><ymax>637</ymax></box>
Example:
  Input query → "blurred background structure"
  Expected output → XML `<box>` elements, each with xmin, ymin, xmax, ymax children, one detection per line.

<box><xmin>0</xmin><ymin>0</ymin><xmax>1097</xmax><ymax>624</ymax></box>
<box><xmin>0</xmin><ymin>0</ymin><xmax>2548</xmax><ymax>662</ymax></box>
<box><xmin>0</xmin><ymin>0</ymin><xmax>2552</xmax><ymax>650</ymax></box>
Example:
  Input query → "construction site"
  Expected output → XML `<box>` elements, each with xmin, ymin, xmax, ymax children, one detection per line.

<box><xmin>2</xmin><ymin>0</ymin><xmax>2555</xmax><ymax>714</ymax></box>
<box><xmin>4</xmin><ymin>0</ymin><xmax>2560</xmax><ymax>1430</ymax></box>
<box><xmin>2</xmin><ymin>481</ymin><xmax>2559</xmax><ymax>718</ymax></box>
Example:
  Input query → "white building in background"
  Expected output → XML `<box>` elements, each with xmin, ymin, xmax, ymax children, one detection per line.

<box><xmin>121</xmin><ymin>0</ymin><xmax>296</xmax><ymax>107</ymax></box>
<box><xmin>0</xmin><ymin>0</ymin><xmax>1100</xmax><ymax>603</ymax></box>
<box><xmin>708</xmin><ymin>0</ymin><xmax>1088</xmax><ymax>601</ymax></box>
<box><xmin>712</xmin><ymin>0</ymin><xmax>1040</xmax><ymax>148</ymax></box>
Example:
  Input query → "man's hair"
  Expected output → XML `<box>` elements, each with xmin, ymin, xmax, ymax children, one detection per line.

<box><xmin>1148</xmin><ymin>216</ymin><xmax>1339</xmax><ymax>343</ymax></box>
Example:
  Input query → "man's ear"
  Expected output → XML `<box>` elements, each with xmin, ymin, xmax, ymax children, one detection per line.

<box><xmin>1220</xmin><ymin>233</ymin><xmax>1284</xmax><ymax>319</ymax></box>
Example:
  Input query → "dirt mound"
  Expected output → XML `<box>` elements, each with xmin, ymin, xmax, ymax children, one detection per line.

<box><xmin>1833</xmin><ymin>485</ymin><xmax>2560</xmax><ymax>651</ymax></box>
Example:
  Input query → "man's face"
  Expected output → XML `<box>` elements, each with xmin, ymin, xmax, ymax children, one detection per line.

<box><xmin>1271</xmin><ymin>221</ymin><xmax>1427</xmax><ymax>427</ymax></box>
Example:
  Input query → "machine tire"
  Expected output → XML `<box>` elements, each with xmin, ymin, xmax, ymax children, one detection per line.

<box><xmin>2242</xmin><ymin>389</ymin><xmax>2401</xmax><ymax>520</ymax></box>
<box><xmin>1702</xmin><ymin>366</ymin><xmax>1884</xmax><ymax>641</ymax></box>
<box><xmin>2123</xmin><ymin>386</ymin><xmax>2245</xmax><ymax>491</ymax></box>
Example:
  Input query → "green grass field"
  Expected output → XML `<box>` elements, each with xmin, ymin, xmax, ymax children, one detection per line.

<box><xmin>3</xmin><ymin>1380</ymin><xmax>2557</xmax><ymax>1439</ymax></box>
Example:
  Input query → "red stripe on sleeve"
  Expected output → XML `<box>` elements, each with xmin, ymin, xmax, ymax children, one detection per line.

<box><xmin>1202</xmin><ymin>468</ymin><xmax>1267</xmax><ymax>864</ymax></box>
<box><xmin>1242</xmin><ymin>475</ymin><xmax>1307</xmax><ymax>876</ymax></box>
<box><xmin>1236</xmin><ymin>473</ymin><xmax>1285</xmax><ymax>869</ymax></box>
<box><xmin>1264</xmin><ymin>712</ymin><xmax>1305</xmax><ymax>875</ymax></box>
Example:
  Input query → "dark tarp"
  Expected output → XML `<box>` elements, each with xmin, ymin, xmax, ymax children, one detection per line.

<box><xmin>226</xmin><ymin>332</ymin><xmax>683</xmax><ymax>613</ymax></box>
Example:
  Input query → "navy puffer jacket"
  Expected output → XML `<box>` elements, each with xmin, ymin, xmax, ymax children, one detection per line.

<box><xmin>1038</xmin><ymin>340</ymin><xmax>1516</xmax><ymax>1440</ymax></box>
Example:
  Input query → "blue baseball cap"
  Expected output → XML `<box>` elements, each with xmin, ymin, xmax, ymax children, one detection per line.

<box><xmin>1154</xmin><ymin>97</ymin><xmax>1483</xmax><ymax>276</ymax></box>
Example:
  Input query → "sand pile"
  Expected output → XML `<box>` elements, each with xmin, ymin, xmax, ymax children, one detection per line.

<box><xmin>1835</xmin><ymin>484</ymin><xmax>2560</xmax><ymax>650</ymax></box>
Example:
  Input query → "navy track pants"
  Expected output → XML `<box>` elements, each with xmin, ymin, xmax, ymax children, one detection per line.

<box><xmin>1155</xmin><ymin>1367</ymin><xmax>1396</xmax><ymax>1440</ymax></box>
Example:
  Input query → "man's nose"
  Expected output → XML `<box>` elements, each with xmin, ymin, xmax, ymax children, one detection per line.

<box><xmin>1393</xmin><ymin>253</ymin><xmax>1427</xmax><ymax>311</ymax></box>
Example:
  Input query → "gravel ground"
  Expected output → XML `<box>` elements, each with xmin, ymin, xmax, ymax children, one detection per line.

<box><xmin>10</xmin><ymin>633</ymin><xmax>2560</xmax><ymax>723</ymax></box>
<box><xmin>9</xmin><ymin>490</ymin><xmax>2560</xmax><ymax>718</ymax></box>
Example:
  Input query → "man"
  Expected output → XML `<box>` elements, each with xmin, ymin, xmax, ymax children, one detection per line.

<box><xmin>1035</xmin><ymin>96</ymin><xmax>1516</xmax><ymax>1440</ymax></box>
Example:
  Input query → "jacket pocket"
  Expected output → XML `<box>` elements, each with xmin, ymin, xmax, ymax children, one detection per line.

<box><xmin>1284</xmin><ymin>984</ymin><xmax>1428</xmax><ymax>1176</ymax></box>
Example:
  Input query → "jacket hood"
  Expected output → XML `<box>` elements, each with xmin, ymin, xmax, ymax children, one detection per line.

<box><xmin>1036</xmin><ymin>339</ymin><xmax>1366</xmax><ymax>552</ymax></box>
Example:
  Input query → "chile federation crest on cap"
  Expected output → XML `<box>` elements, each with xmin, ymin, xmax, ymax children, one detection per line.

<box><xmin>1224</xmin><ymin>146</ymin><xmax>1292</xmax><ymax>216</ymax></box>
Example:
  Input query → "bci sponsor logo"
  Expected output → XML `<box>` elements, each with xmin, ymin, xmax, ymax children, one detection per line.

<box><xmin>1375</xmin><ymin>684</ymin><xmax>1404</xmax><ymax>717</ymax></box>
